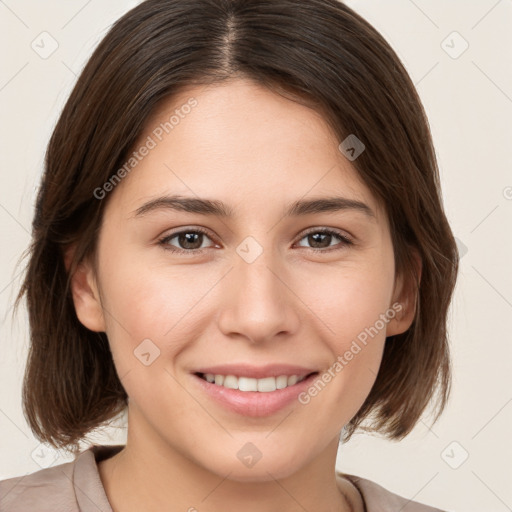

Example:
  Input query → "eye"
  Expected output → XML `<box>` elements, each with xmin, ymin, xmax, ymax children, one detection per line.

<box><xmin>157</xmin><ymin>227</ymin><xmax>217</xmax><ymax>255</ymax></box>
<box><xmin>295</xmin><ymin>228</ymin><xmax>354</xmax><ymax>252</ymax></box>
<box><xmin>157</xmin><ymin>226</ymin><xmax>354</xmax><ymax>256</ymax></box>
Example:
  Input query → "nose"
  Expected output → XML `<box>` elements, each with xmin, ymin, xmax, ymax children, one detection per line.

<box><xmin>216</xmin><ymin>243</ymin><xmax>301</xmax><ymax>345</ymax></box>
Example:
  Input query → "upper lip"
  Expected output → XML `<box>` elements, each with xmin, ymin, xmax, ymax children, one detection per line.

<box><xmin>193</xmin><ymin>364</ymin><xmax>319</xmax><ymax>379</ymax></box>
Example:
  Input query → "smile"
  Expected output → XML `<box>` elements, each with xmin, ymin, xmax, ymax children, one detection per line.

<box><xmin>196</xmin><ymin>372</ymin><xmax>317</xmax><ymax>392</ymax></box>
<box><xmin>191</xmin><ymin>370</ymin><xmax>320</xmax><ymax>417</ymax></box>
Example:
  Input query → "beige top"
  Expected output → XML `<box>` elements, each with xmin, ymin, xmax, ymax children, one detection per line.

<box><xmin>0</xmin><ymin>444</ymin><xmax>447</xmax><ymax>511</ymax></box>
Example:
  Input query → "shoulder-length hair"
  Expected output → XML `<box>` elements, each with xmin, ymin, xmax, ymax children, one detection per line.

<box><xmin>14</xmin><ymin>0</ymin><xmax>459</xmax><ymax>455</ymax></box>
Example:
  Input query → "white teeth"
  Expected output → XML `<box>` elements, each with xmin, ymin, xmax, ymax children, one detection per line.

<box><xmin>257</xmin><ymin>377</ymin><xmax>276</xmax><ymax>392</ymax></box>
<box><xmin>276</xmin><ymin>375</ymin><xmax>288</xmax><ymax>389</ymax></box>
<box><xmin>239</xmin><ymin>376</ymin><xmax>258</xmax><ymax>392</ymax></box>
<box><xmin>202</xmin><ymin>373</ymin><xmax>309</xmax><ymax>392</ymax></box>
<box><xmin>287</xmin><ymin>375</ymin><xmax>298</xmax><ymax>386</ymax></box>
<box><xmin>223</xmin><ymin>375</ymin><xmax>238</xmax><ymax>389</ymax></box>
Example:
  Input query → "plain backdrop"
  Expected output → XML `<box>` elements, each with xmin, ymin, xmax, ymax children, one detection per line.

<box><xmin>1</xmin><ymin>1</ymin><xmax>511</xmax><ymax>511</ymax></box>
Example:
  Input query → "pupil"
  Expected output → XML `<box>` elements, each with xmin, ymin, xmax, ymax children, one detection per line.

<box><xmin>180</xmin><ymin>232</ymin><xmax>202</xmax><ymax>249</ymax></box>
<box><xmin>310</xmin><ymin>233</ymin><xmax>330</xmax><ymax>248</ymax></box>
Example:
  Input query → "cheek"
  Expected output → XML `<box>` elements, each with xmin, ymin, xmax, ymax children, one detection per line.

<box><xmin>97</xmin><ymin>252</ymin><xmax>245</xmax><ymax>393</ymax></box>
<box><xmin>298</xmin><ymin>257</ymin><xmax>395</xmax><ymax>343</ymax></box>
<box><xmin>98</xmin><ymin>268</ymin><xmax>200</xmax><ymax>417</ymax></box>
<box><xmin>96</xmin><ymin>249</ymin><xmax>199</xmax><ymax>372</ymax></box>
<box><xmin>293</xmin><ymin>260</ymin><xmax>393</xmax><ymax>411</ymax></box>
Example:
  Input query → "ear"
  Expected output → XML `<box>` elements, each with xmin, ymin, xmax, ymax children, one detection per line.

<box><xmin>64</xmin><ymin>246</ymin><xmax>106</xmax><ymax>333</ymax></box>
<box><xmin>386</xmin><ymin>248</ymin><xmax>422</xmax><ymax>337</ymax></box>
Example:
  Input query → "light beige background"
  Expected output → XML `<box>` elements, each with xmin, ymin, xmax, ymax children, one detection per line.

<box><xmin>1</xmin><ymin>1</ymin><xmax>511</xmax><ymax>511</ymax></box>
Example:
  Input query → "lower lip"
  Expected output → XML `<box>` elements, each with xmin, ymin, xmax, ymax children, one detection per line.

<box><xmin>191</xmin><ymin>372</ymin><xmax>318</xmax><ymax>417</ymax></box>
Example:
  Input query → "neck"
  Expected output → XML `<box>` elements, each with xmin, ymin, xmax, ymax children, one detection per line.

<box><xmin>98</xmin><ymin>405</ymin><xmax>360</xmax><ymax>512</ymax></box>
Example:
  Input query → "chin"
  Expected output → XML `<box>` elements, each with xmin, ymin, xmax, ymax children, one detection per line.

<box><xmin>201</xmin><ymin>450</ymin><xmax>305</xmax><ymax>483</ymax></box>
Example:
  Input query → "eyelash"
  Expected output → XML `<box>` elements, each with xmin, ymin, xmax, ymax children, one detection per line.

<box><xmin>157</xmin><ymin>227</ymin><xmax>354</xmax><ymax>256</ymax></box>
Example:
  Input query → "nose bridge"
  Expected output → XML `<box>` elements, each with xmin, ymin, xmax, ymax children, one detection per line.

<box><xmin>217</xmin><ymin>234</ymin><xmax>299</xmax><ymax>343</ymax></box>
<box><xmin>235</xmin><ymin>241</ymin><xmax>282</xmax><ymax>294</ymax></box>
<box><xmin>235</xmin><ymin>234</ymin><xmax>284</xmax><ymax>306</ymax></box>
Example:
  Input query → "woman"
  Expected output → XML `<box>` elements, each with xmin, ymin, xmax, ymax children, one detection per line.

<box><xmin>0</xmin><ymin>0</ymin><xmax>458</xmax><ymax>510</ymax></box>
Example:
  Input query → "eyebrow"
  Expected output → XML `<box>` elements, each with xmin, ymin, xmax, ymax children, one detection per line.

<box><xmin>132</xmin><ymin>195</ymin><xmax>376</xmax><ymax>220</ymax></box>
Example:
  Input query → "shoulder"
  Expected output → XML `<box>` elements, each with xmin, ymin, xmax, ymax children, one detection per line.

<box><xmin>338</xmin><ymin>471</ymin><xmax>449</xmax><ymax>512</ymax></box>
<box><xmin>0</xmin><ymin>457</ymin><xmax>78</xmax><ymax>512</ymax></box>
<box><xmin>0</xmin><ymin>444</ymin><xmax>122</xmax><ymax>512</ymax></box>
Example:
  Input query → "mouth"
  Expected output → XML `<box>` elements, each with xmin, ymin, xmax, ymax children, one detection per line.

<box><xmin>191</xmin><ymin>370</ymin><xmax>320</xmax><ymax>417</ymax></box>
<box><xmin>194</xmin><ymin>371</ymin><xmax>319</xmax><ymax>392</ymax></box>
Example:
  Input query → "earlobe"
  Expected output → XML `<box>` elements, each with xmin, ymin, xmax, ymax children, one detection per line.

<box><xmin>64</xmin><ymin>247</ymin><xmax>106</xmax><ymax>333</ymax></box>
<box><xmin>386</xmin><ymin>249</ymin><xmax>422</xmax><ymax>337</ymax></box>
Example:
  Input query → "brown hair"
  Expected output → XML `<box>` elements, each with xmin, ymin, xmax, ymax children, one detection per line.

<box><xmin>14</xmin><ymin>0</ymin><xmax>459</xmax><ymax>455</ymax></box>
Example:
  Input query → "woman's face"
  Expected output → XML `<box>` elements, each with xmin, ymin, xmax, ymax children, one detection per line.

<box><xmin>72</xmin><ymin>78</ymin><xmax>413</xmax><ymax>481</ymax></box>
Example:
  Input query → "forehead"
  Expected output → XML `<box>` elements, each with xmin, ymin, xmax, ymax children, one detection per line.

<box><xmin>106</xmin><ymin>78</ymin><xmax>386</xmax><ymax>224</ymax></box>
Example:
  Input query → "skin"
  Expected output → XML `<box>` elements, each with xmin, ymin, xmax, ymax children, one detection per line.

<box><xmin>68</xmin><ymin>78</ymin><xmax>419</xmax><ymax>512</ymax></box>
